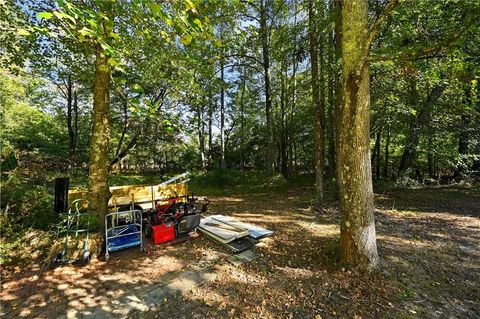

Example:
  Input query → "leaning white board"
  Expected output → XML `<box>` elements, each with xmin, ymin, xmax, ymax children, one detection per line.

<box><xmin>198</xmin><ymin>217</ymin><xmax>249</xmax><ymax>244</ymax></box>
<box><xmin>210</xmin><ymin>215</ymin><xmax>274</xmax><ymax>239</ymax></box>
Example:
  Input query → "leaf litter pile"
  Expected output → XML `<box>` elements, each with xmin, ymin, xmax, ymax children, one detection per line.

<box><xmin>1</xmin><ymin>186</ymin><xmax>479</xmax><ymax>319</ymax></box>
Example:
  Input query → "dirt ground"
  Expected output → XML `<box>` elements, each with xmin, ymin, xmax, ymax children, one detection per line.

<box><xmin>1</xmin><ymin>185</ymin><xmax>479</xmax><ymax>319</ymax></box>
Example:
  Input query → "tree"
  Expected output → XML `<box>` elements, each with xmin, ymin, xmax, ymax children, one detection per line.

<box><xmin>337</xmin><ymin>0</ymin><xmax>388</xmax><ymax>269</ymax></box>
<box><xmin>260</xmin><ymin>0</ymin><xmax>275</xmax><ymax>176</ymax></box>
<box><xmin>87</xmin><ymin>2</ymin><xmax>114</xmax><ymax>227</ymax></box>
<box><xmin>308</xmin><ymin>0</ymin><xmax>325</xmax><ymax>201</ymax></box>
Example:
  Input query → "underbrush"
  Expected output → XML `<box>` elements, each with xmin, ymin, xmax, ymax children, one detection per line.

<box><xmin>189</xmin><ymin>169</ymin><xmax>313</xmax><ymax>196</ymax></box>
<box><xmin>1</xmin><ymin>168</ymin><xmax>66</xmax><ymax>269</ymax></box>
<box><xmin>69</xmin><ymin>169</ymin><xmax>170</xmax><ymax>188</ymax></box>
<box><xmin>0</xmin><ymin>227</ymin><xmax>55</xmax><ymax>267</ymax></box>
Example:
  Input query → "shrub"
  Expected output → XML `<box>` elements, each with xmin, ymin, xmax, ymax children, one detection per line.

<box><xmin>267</xmin><ymin>173</ymin><xmax>287</xmax><ymax>186</ymax></box>
<box><xmin>192</xmin><ymin>169</ymin><xmax>267</xmax><ymax>188</ymax></box>
<box><xmin>1</xmin><ymin>172</ymin><xmax>56</xmax><ymax>230</ymax></box>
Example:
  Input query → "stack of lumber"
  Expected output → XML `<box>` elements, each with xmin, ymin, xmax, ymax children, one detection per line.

<box><xmin>198</xmin><ymin>215</ymin><xmax>273</xmax><ymax>253</ymax></box>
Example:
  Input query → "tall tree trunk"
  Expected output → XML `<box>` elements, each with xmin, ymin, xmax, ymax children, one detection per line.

<box><xmin>308</xmin><ymin>0</ymin><xmax>324</xmax><ymax>201</ymax></box>
<box><xmin>374</xmin><ymin>127</ymin><xmax>381</xmax><ymax>179</ymax></box>
<box><xmin>208</xmin><ymin>91</ymin><xmax>214</xmax><ymax>169</ymax></box>
<box><xmin>427</xmin><ymin>135</ymin><xmax>434</xmax><ymax>178</ymax></box>
<box><xmin>197</xmin><ymin>104</ymin><xmax>206</xmax><ymax>170</ymax></box>
<box><xmin>88</xmin><ymin>7</ymin><xmax>113</xmax><ymax>229</ymax></box>
<box><xmin>327</xmin><ymin>21</ymin><xmax>336</xmax><ymax>180</ymax></box>
<box><xmin>73</xmin><ymin>88</ymin><xmax>78</xmax><ymax>155</ymax></box>
<box><xmin>398</xmin><ymin>84</ymin><xmax>446</xmax><ymax>175</ymax></box>
<box><xmin>338</xmin><ymin>0</ymin><xmax>378</xmax><ymax>269</ymax></box>
<box><xmin>111</xmin><ymin>98</ymin><xmax>129</xmax><ymax>170</ymax></box>
<box><xmin>220</xmin><ymin>61</ymin><xmax>226</xmax><ymax>169</ymax></box>
<box><xmin>383</xmin><ymin>126</ymin><xmax>390</xmax><ymax>178</ymax></box>
<box><xmin>240</xmin><ymin>67</ymin><xmax>246</xmax><ymax>170</ymax></box>
<box><xmin>456</xmin><ymin>114</ymin><xmax>470</xmax><ymax>178</ymax></box>
<box><xmin>260</xmin><ymin>0</ymin><xmax>274</xmax><ymax>176</ymax></box>
<box><xmin>280</xmin><ymin>62</ymin><xmax>288</xmax><ymax>178</ymax></box>
<box><xmin>455</xmin><ymin>81</ymin><xmax>473</xmax><ymax>178</ymax></box>
<box><xmin>333</xmin><ymin>0</ymin><xmax>342</xmax><ymax>200</ymax></box>
<box><xmin>66</xmin><ymin>74</ymin><xmax>75</xmax><ymax>158</ymax></box>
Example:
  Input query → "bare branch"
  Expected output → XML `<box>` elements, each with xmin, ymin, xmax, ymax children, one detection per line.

<box><xmin>222</xmin><ymin>53</ymin><xmax>263</xmax><ymax>66</ymax></box>
<box><xmin>215</xmin><ymin>63</ymin><xmax>263</xmax><ymax>75</ymax></box>
<box><xmin>368</xmin><ymin>12</ymin><xmax>479</xmax><ymax>62</ymax></box>
<box><xmin>365</xmin><ymin>0</ymin><xmax>400</xmax><ymax>54</ymax></box>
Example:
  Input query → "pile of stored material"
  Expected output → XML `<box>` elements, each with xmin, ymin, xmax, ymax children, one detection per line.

<box><xmin>198</xmin><ymin>215</ymin><xmax>273</xmax><ymax>252</ymax></box>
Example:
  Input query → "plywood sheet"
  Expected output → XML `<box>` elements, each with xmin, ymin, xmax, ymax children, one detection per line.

<box><xmin>198</xmin><ymin>217</ymin><xmax>249</xmax><ymax>244</ymax></box>
<box><xmin>210</xmin><ymin>215</ymin><xmax>274</xmax><ymax>239</ymax></box>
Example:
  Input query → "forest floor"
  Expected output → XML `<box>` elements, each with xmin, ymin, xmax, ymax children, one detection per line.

<box><xmin>1</xmin><ymin>184</ymin><xmax>479</xmax><ymax>319</ymax></box>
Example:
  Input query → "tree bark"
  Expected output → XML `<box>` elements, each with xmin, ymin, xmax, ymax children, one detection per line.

<box><xmin>338</xmin><ymin>0</ymin><xmax>379</xmax><ymax>269</ymax></box>
<box><xmin>208</xmin><ymin>94</ymin><xmax>214</xmax><ymax>169</ymax></box>
<box><xmin>260</xmin><ymin>0</ymin><xmax>274</xmax><ymax>176</ymax></box>
<box><xmin>66</xmin><ymin>74</ymin><xmax>75</xmax><ymax>158</ymax></box>
<box><xmin>455</xmin><ymin>81</ymin><xmax>473</xmax><ymax>178</ymax></box>
<box><xmin>383</xmin><ymin>125</ymin><xmax>390</xmax><ymax>178</ymax></box>
<box><xmin>111</xmin><ymin>98</ymin><xmax>129</xmax><ymax>170</ymax></box>
<box><xmin>327</xmin><ymin>22</ymin><xmax>336</xmax><ymax>180</ymax></box>
<box><xmin>197</xmin><ymin>104</ymin><xmax>206</xmax><ymax>170</ymax></box>
<box><xmin>373</xmin><ymin>127</ymin><xmax>381</xmax><ymax>179</ymax></box>
<box><xmin>73</xmin><ymin>88</ymin><xmax>78</xmax><ymax>156</ymax></box>
<box><xmin>308</xmin><ymin>0</ymin><xmax>324</xmax><ymax>201</ymax></box>
<box><xmin>398</xmin><ymin>84</ymin><xmax>446</xmax><ymax>175</ymax></box>
<box><xmin>333</xmin><ymin>0</ymin><xmax>342</xmax><ymax>200</ymax></box>
<box><xmin>427</xmin><ymin>135</ymin><xmax>434</xmax><ymax>178</ymax></box>
<box><xmin>240</xmin><ymin>66</ymin><xmax>246</xmax><ymax>169</ymax></box>
<box><xmin>88</xmin><ymin>6</ymin><xmax>113</xmax><ymax>229</ymax></box>
<box><xmin>220</xmin><ymin>60</ymin><xmax>226</xmax><ymax>169</ymax></box>
<box><xmin>280</xmin><ymin>63</ymin><xmax>288</xmax><ymax>178</ymax></box>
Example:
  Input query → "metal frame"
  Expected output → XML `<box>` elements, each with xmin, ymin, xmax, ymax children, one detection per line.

<box><xmin>105</xmin><ymin>209</ymin><xmax>144</xmax><ymax>261</ymax></box>
<box><xmin>52</xmin><ymin>199</ymin><xmax>92</xmax><ymax>266</ymax></box>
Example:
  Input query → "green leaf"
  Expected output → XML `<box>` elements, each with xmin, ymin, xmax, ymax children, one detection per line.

<box><xmin>17</xmin><ymin>29</ymin><xmax>30</xmax><ymax>36</ymax></box>
<box><xmin>180</xmin><ymin>34</ymin><xmax>193</xmax><ymax>45</ymax></box>
<box><xmin>107</xmin><ymin>57</ymin><xmax>119</xmax><ymax>67</ymax></box>
<box><xmin>185</xmin><ymin>0</ymin><xmax>197</xmax><ymax>13</ymax></box>
<box><xmin>193</xmin><ymin>18</ymin><xmax>202</xmax><ymax>28</ymax></box>
<box><xmin>132</xmin><ymin>84</ymin><xmax>143</xmax><ymax>93</ymax></box>
<box><xmin>78</xmin><ymin>27</ymin><xmax>94</xmax><ymax>36</ymax></box>
<box><xmin>150</xmin><ymin>3</ymin><xmax>162</xmax><ymax>15</ymax></box>
<box><xmin>37</xmin><ymin>12</ymin><xmax>53</xmax><ymax>20</ymax></box>
<box><xmin>53</xmin><ymin>11</ymin><xmax>76</xmax><ymax>24</ymax></box>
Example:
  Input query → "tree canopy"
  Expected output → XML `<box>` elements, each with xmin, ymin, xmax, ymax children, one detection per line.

<box><xmin>1</xmin><ymin>0</ymin><xmax>479</xmax><ymax>270</ymax></box>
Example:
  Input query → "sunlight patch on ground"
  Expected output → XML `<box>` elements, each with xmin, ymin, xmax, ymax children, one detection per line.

<box><xmin>212</xmin><ymin>197</ymin><xmax>245</xmax><ymax>202</ymax></box>
<box><xmin>294</xmin><ymin>220</ymin><xmax>339</xmax><ymax>237</ymax></box>
<box><xmin>274</xmin><ymin>265</ymin><xmax>316</xmax><ymax>279</ymax></box>
<box><xmin>379</xmin><ymin>234</ymin><xmax>445</xmax><ymax>249</ymax></box>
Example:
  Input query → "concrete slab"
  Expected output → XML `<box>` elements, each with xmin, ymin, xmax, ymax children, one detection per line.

<box><xmin>61</xmin><ymin>247</ymin><xmax>222</xmax><ymax>317</ymax></box>
<box><xmin>161</xmin><ymin>277</ymin><xmax>190</xmax><ymax>296</ymax></box>
<box><xmin>141</xmin><ymin>286</ymin><xmax>166</xmax><ymax>307</ymax></box>
<box><xmin>227</xmin><ymin>250</ymin><xmax>256</xmax><ymax>266</ymax></box>
<box><xmin>177</xmin><ymin>267</ymin><xmax>218</xmax><ymax>288</ymax></box>
<box><xmin>198</xmin><ymin>267</ymin><xmax>218</xmax><ymax>282</ymax></box>
<box><xmin>177</xmin><ymin>269</ymin><xmax>206</xmax><ymax>287</ymax></box>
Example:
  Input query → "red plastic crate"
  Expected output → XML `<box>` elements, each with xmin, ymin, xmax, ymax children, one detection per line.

<box><xmin>152</xmin><ymin>223</ymin><xmax>175</xmax><ymax>245</ymax></box>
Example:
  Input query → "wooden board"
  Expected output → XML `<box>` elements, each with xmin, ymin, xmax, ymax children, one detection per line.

<box><xmin>68</xmin><ymin>182</ymin><xmax>188</xmax><ymax>211</ymax></box>
<box><xmin>198</xmin><ymin>216</ymin><xmax>249</xmax><ymax>244</ymax></box>
<box><xmin>210</xmin><ymin>215</ymin><xmax>274</xmax><ymax>239</ymax></box>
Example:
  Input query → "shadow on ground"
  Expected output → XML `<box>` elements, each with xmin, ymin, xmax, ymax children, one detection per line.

<box><xmin>1</xmin><ymin>185</ymin><xmax>479</xmax><ymax>318</ymax></box>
